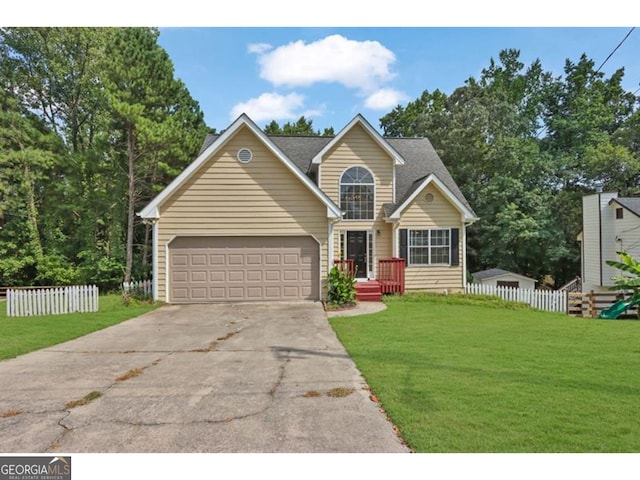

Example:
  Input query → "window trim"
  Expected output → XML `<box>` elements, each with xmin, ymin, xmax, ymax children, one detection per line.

<box><xmin>339</xmin><ymin>166</ymin><xmax>376</xmax><ymax>221</ymax></box>
<box><xmin>407</xmin><ymin>228</ymin><xmax>452</xmax><ymax>266</ymax></box>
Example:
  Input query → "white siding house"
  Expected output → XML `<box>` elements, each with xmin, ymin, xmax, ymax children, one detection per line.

<box><xmin>579</xmin><ymin>192</ymin><xmax>640</xmax><ymax>293</ymax></box>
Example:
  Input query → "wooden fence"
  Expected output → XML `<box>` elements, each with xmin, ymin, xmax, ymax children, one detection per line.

<box><xmin>567</xmin><ymin>291</ymin><xmax>638</xmax><ymax>318</ymax></box>
<box><xmin>6</xmin><ymin>285</ymin><xmax>99</xmax><ymax>317</ymax></box>
<box><xmin>465</xmin><ymin>283</ymin><xmax>568</xmax><ymax>313</ymax></box>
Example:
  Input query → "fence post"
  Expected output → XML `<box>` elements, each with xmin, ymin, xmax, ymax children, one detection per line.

<box><xmin>589</xmin><ymin>290</ymin><xmax>596</xmax><ymax>318</ymax></box>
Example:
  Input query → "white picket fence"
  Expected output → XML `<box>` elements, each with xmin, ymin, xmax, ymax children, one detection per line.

<box><xmin>6</xmin><ymin>285</ymin><xmax>99</xmax><ymax>317</ymax></box>
<box><xmin>465</xmin><ymin>283</ymin><xmax>567</xmax><ymax>313</ymax></box>
<box><xmin>122</xmin><ymin>280</ymin><xmax>152</xmax><ymax>296</ymax></box>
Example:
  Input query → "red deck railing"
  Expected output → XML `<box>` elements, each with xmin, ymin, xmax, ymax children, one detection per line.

<box><xmin>333</xmin><ymin>259</ymin><xmax>355</xmax><ymax>277</ymax></box>
<box><xmin>378</xmin><ymin>258</ymin><xmax>406</xmax><ymax>295</ymax></box>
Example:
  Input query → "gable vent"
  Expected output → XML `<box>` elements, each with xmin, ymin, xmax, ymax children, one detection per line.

<box><xmin>237</xmin><ymin>148</ymin><xmax>253</xmax><ymax>164</ymax></box>
<box><xmin>425</xmin><ymin>193</ymin><xmax>434</xmax><ymax>203</ymax></box>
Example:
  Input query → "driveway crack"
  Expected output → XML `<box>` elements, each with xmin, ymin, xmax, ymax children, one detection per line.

<box><xmin>269</xmin><ymin>354</ymin><xmax>290</xmax><ymax>396</ymax></box>
<box><xmin>45</xmin><ymin>410</ymin><xmax>71</xmax><ymax>452</ymax></box>
<box><xmin>44</xmin><ymin>351</ymin><xmax>175</xmax><ymax>451</ymax></box>
<box><xmin>90</xmin><ymin>350</ymin><xmax>294</xmax><ymax>429</ymax></box>
<box><xmin>189</xmin><ymin>329</ymin><xmax>241</xmax><ymax>353</ymax></box>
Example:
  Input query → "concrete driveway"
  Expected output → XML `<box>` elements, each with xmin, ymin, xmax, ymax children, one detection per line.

<box><xmin>0</xmin><ymin>302</ymin><xmax>409</xmax><ymax>453</ymax></box>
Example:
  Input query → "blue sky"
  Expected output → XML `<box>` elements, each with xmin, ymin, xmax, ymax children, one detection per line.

<box><xmin>7</xmin><ymin>1</ymin><xmax>640</xmax><ymax>135</ymax></box>
<box><xmin>156</xmin><ymin>27</ymin><xmax>640</xmax><ymax>133</ymax></box>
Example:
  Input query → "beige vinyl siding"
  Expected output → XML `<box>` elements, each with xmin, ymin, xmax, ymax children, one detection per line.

<box><xmin>397</xmin><ymin>183</ymin><xmax>464</xmax><ymax>292</ymax></box>
<box><xmin>156</xmin><ymin>125</ymin><xmax>329</xmax><ymax>300</ymax></box>
<box><xmin>319</xmin><ymin>123</ymin><xmax>394</xmax><ymax>273</ymax></box>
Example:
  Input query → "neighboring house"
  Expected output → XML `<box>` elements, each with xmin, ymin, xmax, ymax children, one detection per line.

<box><xmin>578</xmin><ymin>191</ymin><xmax>640</xmax><ymax>293</ymax></box>
<box><xmin>139</xmin><ymin>113</ymin><xmax>478</xmax><ymax>303</ymax></box>
<box><xmin>471</xmin><ymin>268</ymin><xmax>537</xmax><ymax>290</ymax></box>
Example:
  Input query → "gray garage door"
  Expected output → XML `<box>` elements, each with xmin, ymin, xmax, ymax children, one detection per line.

<box><xmin>169</xmin><ymin>236</ymin><xmax>319</xmax><ymax>303</ymax></box>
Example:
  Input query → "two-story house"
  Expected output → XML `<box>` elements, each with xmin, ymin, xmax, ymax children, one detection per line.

<box><xmin>578</xmin><ymin>191</ymin><xmax>640</xmax><ymax>293</ymax></box>
<box><xmin>139</xmin><ymin>114</ymin><xmax>477</xmax><ymax>303</ymax></box>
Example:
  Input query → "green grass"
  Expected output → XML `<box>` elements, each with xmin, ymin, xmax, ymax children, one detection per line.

<box><xmin>0</xmin><ymin>295</ymin><xmax>160</xmax><ymax>361</ymax></box>
<box><xmin>330</xmin><ymin>292</ymin><xmax>640</xmax><ymax>452</ymax></box>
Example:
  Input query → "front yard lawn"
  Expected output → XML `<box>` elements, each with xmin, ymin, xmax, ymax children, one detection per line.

<box><xmin>0</xmin><ymin>295</ymin><xmax>160</xmax><ymax>361</ymax></box>
<box><xmin>329</xmin><ymin>293</ymin><xmax>640</xmax><ymax>452</ymax></box>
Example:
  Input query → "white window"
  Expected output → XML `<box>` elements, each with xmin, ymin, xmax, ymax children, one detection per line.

<box><xmin>408</xmin><ymin>229</ymin><xmax>450</xmax><ymax>265</ymax></box>
<box><xmin>340</xmin><ymin>167</ymin><xmax>375</xmax><ymax>220</ymax></box>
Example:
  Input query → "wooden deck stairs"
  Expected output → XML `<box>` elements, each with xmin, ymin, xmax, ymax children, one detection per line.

<box><xmin>355</xmin><ymin>280</ymin><xmax>382</xmax><ymax>302</ymax></box>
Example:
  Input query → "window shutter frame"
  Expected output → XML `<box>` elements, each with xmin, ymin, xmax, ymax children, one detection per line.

<box><xmin>450</xmin><ymin>228</ymin><xmax>460</xmax><ymax>266</ymax></box>
<box><xmin>399</xmin><ymin>228</ymin><xmax>408</xmax><ymax>264</ymax></box>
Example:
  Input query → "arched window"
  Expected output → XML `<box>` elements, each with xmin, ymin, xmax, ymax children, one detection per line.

<box><xmin>340</xmin><ymin>166</ymin><xmax>375</xmax><ymax>220</ymax></box>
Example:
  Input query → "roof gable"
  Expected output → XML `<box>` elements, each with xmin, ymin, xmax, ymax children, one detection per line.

<box><xmin>610</xmin><ymin>197</ymin><xmax>640</xmax><ymax>218</ymax></box>
<box><xmin>311</xmin><ymin>114</ymin><xmax>404</xmax><ymax>166</ymax></box>
<box><xmin>386</xmin><ymin>137</ymin><xmax>473</xmax><ymax>214</ymax></box>
<box><xmin>386</xmin><ymin>173</ymin><xmax>477</xmax><ymax>222</ymax></box>
<box><xmin>193</xmin><ymin>117</ymin><xmax>475</xmax><ymax>217</ymax></box>
<box><xmin>139</xmin><ymin>114</ymin><xmax>341</xmax><ymax>219</ymax></box>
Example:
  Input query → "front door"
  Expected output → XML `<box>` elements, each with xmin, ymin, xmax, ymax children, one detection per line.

<box><xmin>347</xmin><ymin>231</ymin><xmax>368</xmax><ymax>278</ymax></box>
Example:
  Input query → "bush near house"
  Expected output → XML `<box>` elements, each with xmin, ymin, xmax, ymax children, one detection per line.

<box><xmin>327</xmin><ymin>265</ymin><xmax>356</xmax><ymax>307</ymax></box>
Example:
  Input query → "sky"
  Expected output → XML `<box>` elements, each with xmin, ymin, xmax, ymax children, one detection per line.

<box><xmin>6</xmin><ymin>0</ymin><xmax>640</xmax><ymax>136</ymax></box>
<box><xmin>155</xmin><ymin>26</ymin><xmax>640</xmax><ymax>132</ymax></box>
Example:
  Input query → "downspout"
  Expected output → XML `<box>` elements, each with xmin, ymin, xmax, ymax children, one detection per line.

<box><xmin>327</xmin><ymin>216</ymin><xmax>341</xmax><ymax>300</ymax></box>
<box><xmin>328</xmin><ymin>220</ymin><xmax>334</xmax><ymax>273</ymax></box>
<box><xmin>165</xmin><ymin>239</ymin><xmax>170</xmax><ymax>303</ymax></box>
<box><xmin>140</xmin><ymin>216</ymin><xmax>160</xmax><ymax>301</ymax></box>
<box><xmin>392</xmin><ymin>220</ymin><xmax>399</xmax><ymax>258</ymax></box>
<box><xmin>462</xmin><ymin>219</ymin><xmax>468</xmax><ymax>285</ymax></box>
<box><xmin>152</xmin><ymin>220</ymin><xmax>159</xmax><ymax>301</ymax></box>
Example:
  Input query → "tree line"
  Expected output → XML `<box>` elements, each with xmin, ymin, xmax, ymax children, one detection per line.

<box><xmin>1</xmin><ymin>30</ymin><xmax>638</xmax><ymax>290</ymax></box>
<box><xmin>0</xmin><ymin>27</ymin><xmax>210</xmax><ymax>289</ymax></box>
<box><xmin>380</xmin><ymin>49</ymin><xmax>640</xmax><ymax>286</ymax></box>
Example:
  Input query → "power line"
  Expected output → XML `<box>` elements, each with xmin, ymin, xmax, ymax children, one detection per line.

<box><xmin>596</xmin><ymin>27</ymin><xmax>635</xmax><ymax>73</ymax></box>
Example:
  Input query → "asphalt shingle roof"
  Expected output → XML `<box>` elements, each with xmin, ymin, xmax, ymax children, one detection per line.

<box><xmin>472</xmin><ymin>268</ymin><xmax>535</xmax><ymax>281</ymax></box>
<box><xmin>197</xmin><ymin>131</ymin><xmax>475</xmax><ymax>217</ymax></box>
<box><xmin>612</xmin><ymin>197</ymin><xmax>640</xmax><ymax>217</ymax></box>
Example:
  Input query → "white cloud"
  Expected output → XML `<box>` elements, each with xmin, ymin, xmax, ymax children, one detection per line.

<box><xmin>364</xmin><ymin>88</ymin><xmax>409</xmax><ymax>110</ymax></box>
<box><xmin>247</xmin><ymin>43</ymin><xmax>272</xmax><ymax>55</ymax></box>
<box><xmin>256</xmin><ymin>34</ymin><xmax>397</xmax><ymax>93</ymax></box>
<box><xmin>230</xmin><ymin>92</ymin><xmax>306</xmax><ymax>122</ymax></box>
<box><xmin>301</xmin><ymin>107</ymin><xmax>325</xmax><ymax>119</ymax></box>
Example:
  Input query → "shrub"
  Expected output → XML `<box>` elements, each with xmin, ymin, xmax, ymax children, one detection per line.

<box><xmin>327</xmin><ymin>265</ymin><xmax>356</xmax><ymax>306</ymax></box>
<box><xmin>78</xmin><ymin>250</ymin><xmax>124</xmax><ymax>292</ymax></box>
<box><xmin>122</xmin><ymin>285</ymin><xmax>153</xmax><ymax>306</ymax></box>
<box><xmin>35</xmin><ymin>253</ymin><xmax>80</xmax><ymax>285</ymax></box>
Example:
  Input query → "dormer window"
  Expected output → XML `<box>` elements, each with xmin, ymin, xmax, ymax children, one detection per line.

<box><xmin>340</xmin><ymin>166</ymin><xmax>375</xmax><ymax>220</ymax></box>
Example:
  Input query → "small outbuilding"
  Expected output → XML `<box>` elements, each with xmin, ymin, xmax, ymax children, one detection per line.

<box><xmin>471</xmin><ymin>268</ymin><xmax>537</xmax><ymax>290</ymax></box>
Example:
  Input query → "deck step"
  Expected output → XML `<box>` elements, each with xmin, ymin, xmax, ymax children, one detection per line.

<box><xmin>356</xmin><ymin>292</ymin><xmax>382</xmax><ymax>302</ymax></box>
<box><xmin>355</xmin><ymin>281</ymin><xmax>382</xmax><ymax>302</ymax></box>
